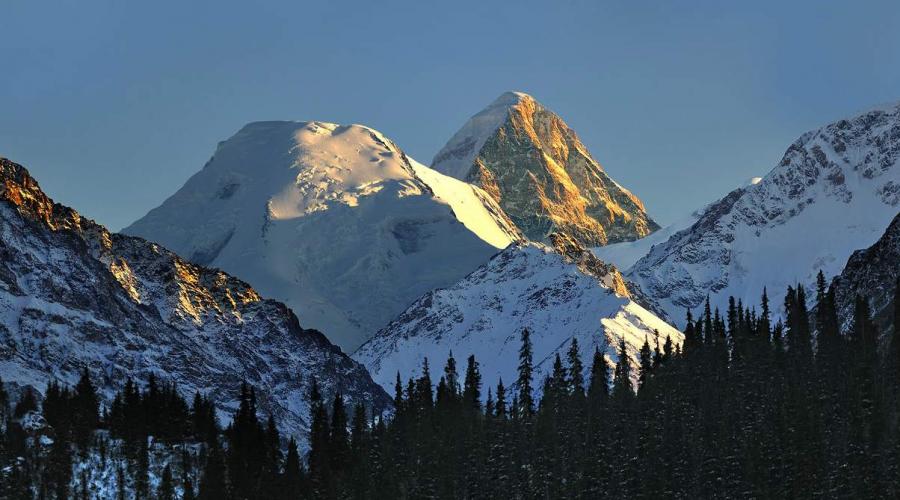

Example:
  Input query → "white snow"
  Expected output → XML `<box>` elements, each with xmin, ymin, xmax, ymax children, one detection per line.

<box><xmin>627</xmin><ymin>101</ymin><xmax>900</xmax><ymax>325</ymax></box>
<box><xmin>354</xmin><ymin>243</ymin><xmax>683</xmax><ymax>395</ymax></box>
<box><xmin>124</xmin><ymin>121</ymin><xmax>518</xmax><ymax>351</ymax></box>
<box><xmin>591</xmin><ymin>209</ymin><xmax>702</xmax><ymax>271</ymax></box>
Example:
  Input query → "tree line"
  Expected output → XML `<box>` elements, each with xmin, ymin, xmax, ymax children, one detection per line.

<box><xmin>298</xmin><ymin>274</ymin><xmax>900</xmax><ymax>498</ymax></box>
<box><xmin>0</xmin><ymin>273</ymin><xmax>897</xmax><ymax>498</ymax></box>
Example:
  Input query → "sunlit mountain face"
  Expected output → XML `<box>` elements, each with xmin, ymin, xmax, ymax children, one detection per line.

<box><xmin>432</xmin><ymin>91</ymin><xmax>659</xmax><ymax>248</ymax></box>
<box><xmin>124</xmin><ymin>121</ymin><xmax>521</xmax><ymax>351</ymax></box>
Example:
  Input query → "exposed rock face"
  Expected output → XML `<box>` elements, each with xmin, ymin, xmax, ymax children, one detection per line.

<box><xmin>626</xmin><ymin>101</ymin><xmax>900</xmax><ymax>325</ymax></box>
<box><xmin>0</xmin><ymin>157</ymin><xmax>390</xmax><ymax>442</ymax></box>
<box><xmin>432</xmin><ymin>92</ymin><xmax>659</xmax><ymax>247</ymax></box>
<box><xmin>124</xmin><ymin>122</ymin><xmax>520</xmax><ymax>351</ymax></box>
<box><xmin>353</xmin><ymin>242</ymin><xmax>682</xmax><ymax>394</ymax></box>
<box><xmin>833</xmin><ymin>213</ymin><xmax>900</xmax><ymax>333</ymax></box>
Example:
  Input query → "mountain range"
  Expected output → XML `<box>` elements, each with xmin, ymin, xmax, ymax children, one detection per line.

<box><xmin>124</xmin><ymin>121</ymin><xmax>520</xmax><ymax>351</ymax></box>
<box><xmin>0</xmin><ymin>157</ymin><xmax>390</xmax><ymax>440</ymax></box>
<box><xmin>1</xmin><ymin>91</ymin><xmax>898</xmax><ymax>448</ymax></box>
<box><xmin>624</xmin><ymin>101</ymin><xmax>900</xmax><ymax>325</ymax></box>
<box><xmin>354</xmin><ymin>238</ymin><xmax>682</xmax><ymax>393</ymax></box>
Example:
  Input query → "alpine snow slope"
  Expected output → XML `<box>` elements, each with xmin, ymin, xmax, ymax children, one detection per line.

<box><xmin>0</xmin><ymin>157</ymin><xmax>390</xmax><ymax>440</ymax></box>
<box><xmin>432</xmin><ymin>91</ymin><xmax>659</xmax><ymax>247</ymax></box>
<box><xmin>353</xmin><ymin>239</ymin><xmax>683</xmax><ymax>394</ymax></box>
<box><xmin>125</xmin><ymin>122</ymin><xmax>520</xmax><ymax>351</ymax></box>
<box><xmin>591</xmin><ymin>178</ymin><xmax>763</xmax><ymax>271</ymax></box>
<box><xmin>627</xmin><ymin>102</ymin><xmax>900</xmax><ymax>325</ymax></box>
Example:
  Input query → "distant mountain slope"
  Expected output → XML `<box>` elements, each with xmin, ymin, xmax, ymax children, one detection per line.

<box><xmin>432</xmin><ymin>91</ymin><xmax>659</xmax><ymax>247</ymax></box>
<box><xmin>0</xmin><ymin>157</ymin><xmax>390</xmax><ymax>440</ymax></box>
<box><xmin>833</xmin><ymin>213</ymin><xmax>900</xmax><ymax>333</ymax></box>
<box><xmin>353</xmin><ymin>241</ymin><xmax>682</xmax><ymax>394</ymax></box>
<box><xmin>592</xmin><ymin>178</ymin><xmax>761</xmax><ymax>271</ymax></box>
<box><xmin>591</xmin><ymin>209</ymin><xmax>702</xmax><ymax>272</ymax></box>
<box><xmin>627</xmin><ymin>102</ymin><xmax>900</xmax><ymax>324</ymax></box>
<box><xmin>124</xmin><ymin>122</ymin><xmax>520</xmax><ymax>351</ymax></box>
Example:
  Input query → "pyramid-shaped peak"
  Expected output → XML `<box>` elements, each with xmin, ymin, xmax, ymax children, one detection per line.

<box><xmin>432</xmin><ymin>91</ymin><xmax>659</xmax><ymax>247</ymax></box>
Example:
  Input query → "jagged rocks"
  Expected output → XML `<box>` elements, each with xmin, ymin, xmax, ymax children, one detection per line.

<box><xmin>432</xmin><ymin>91</ymin><xmax>659</xmax><ymax>247</ymax></box>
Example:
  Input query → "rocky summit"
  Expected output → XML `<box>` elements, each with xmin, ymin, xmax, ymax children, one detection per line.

<box><xmin>432</xmin><ymin>91</ymin><xmax>659</xmax><ymax>247</ymax></box>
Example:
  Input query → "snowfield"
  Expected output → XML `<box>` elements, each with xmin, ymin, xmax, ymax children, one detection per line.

<box><xmin>125</xmin><ymin>121</ymin><xmax>519</xmax><ymax>351</ymax></box>
<box><xmin>354</xmin><ymin>243</ymin><xmax>683</xmax><ymax>394</ymax></box>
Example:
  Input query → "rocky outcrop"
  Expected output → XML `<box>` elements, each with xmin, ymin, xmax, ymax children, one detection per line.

<box><xmin>833</xmin><ymin>213</ymin><xmax>900</xmax><ymax>333</ymax></box>
<box><xmin>0</xmin><ymin>157</ymin><xmax>391</xmax><ymax>442</ymax></box>
<box><xmin>626</xmin><ymin>101</ymin><xmax>900</xmax><ymax>325</ymax></box>
<box><xmin>432</xmin><ymin>92</ymin><xmax>659</xmax><ymax>247</ymax></box>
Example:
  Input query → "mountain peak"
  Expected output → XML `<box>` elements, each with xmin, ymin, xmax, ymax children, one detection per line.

<box><xmin>489</xmin><ymin>90</ymin><xmax>534</xmax><ymax>108</ymax></box>
<box><xmin>0</xmin><ymin>157</ymin><xmax>391</xmax><ymax>442</ymax></box>
<box><xmin>627</xmin><ymin>99</ymin><xmax>900</xmax><ymax>326</ymax></box>
<box><xmin>432</xmin><ymin>92</ymin><xmax>658</xmax><ymax>247</ymax></box>
<box><xmin>125</xmin><ymin>121</ymin><xmax>520</xmax><ymax>351</ymax></box>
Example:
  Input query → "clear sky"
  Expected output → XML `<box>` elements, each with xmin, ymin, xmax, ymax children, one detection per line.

<box><xmin>2</xmin><ymin>1</ymin><xmax>899</xmax><ymax>229</ymax></box>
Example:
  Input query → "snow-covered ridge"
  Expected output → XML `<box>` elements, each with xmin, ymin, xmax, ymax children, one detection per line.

<box><xmin>0</xmin><ymin>157</ymin><xmax>390</xmax><ymax>441</ymax></box>
<box><xmin>627</xmin><ymin>100</ymin><xmax>900</xmax><ymax>325</ymax></box>
<box><xmin>353</xmin><ymin>242</ymin><xmax>683</xmax><ymax>394</ymax></box>
<box><xmin>125</xmin><ymin>121</ymin><xmax>519</xmax><ymax>350</ymax></box>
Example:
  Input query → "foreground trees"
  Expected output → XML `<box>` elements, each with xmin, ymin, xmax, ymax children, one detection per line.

<box><xmin>0</xmin><ymin>279</ymin><xmax>898</xmax><ymax>498</ymax></box>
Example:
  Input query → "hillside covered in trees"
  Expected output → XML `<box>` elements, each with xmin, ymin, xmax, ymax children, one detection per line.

<box><xmin>0</xmin><ymin>276</ymin><xmax>898</xmax><ymax>499</ymax></box>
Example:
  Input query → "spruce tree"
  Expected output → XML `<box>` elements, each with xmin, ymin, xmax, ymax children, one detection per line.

<box><xmin>759</xmin><ymin>287</ymin><xmax>772</xmax><ymax>339</ymax></box>
<box><xmin>135</xmin><ymin>436</ymin><xmax>150</xmax><ymax>500</ymax></box>
<box><xmin>587</xmin><ymin>348</ymin><xmax>609</xmax><ymax>408</ymax></box>
<box><xmin>443</xmin><ymin>352</ymin><xmax>460</xmax><ymax>399</ymax></box>
<box><xmin>72</xmin><ymin>367</ymin><xmax>99</xmax><ymax>449</ymax></box>
<box><xmin>307</xmin><ymin>379</ymin><xmax>330</xmax><ymax>495</ymax></box>
<box><xmin>282</xmin><ymin>437</ymin><xmax>303</xmax><ymax>498</ymax></box>
<box><xmin>567</xmin><ymin>338</ymin><xmax>585</xmax><ymax>397</ymax></box>
<box><xmin>612</xmin><ymin>339</ymin><xmax>633</xmax><ymax>400</ymax></box>
<box><xmin>198</xmin><ymin>440</ymin><xmax>227</xmax><ymax>500</ymax></box>
<box><xmin>157</xmin><ymin>465</ymin><xmax>174</xmax><ymax>500</ymax></box>
<box><xmin>495</xmin><ymin>379</ymin><xmax>507</xmax><ymax>418</ymax></box>
<box><xmin>517</xmin><ymin>328</ymin><xmax>535</xmax><ymax>417</ymax></box>
<box><xmin>463</xmin><ymin>355</ymin><xmax>482</xmax><ymax>410</ymax></box>
<box><xmin>638</xmin><ymin>336</ymin><xmax>653</xmax><ymax>389</ymax></box>
<box><xmin>329</xmin><ymin>393</ymin><xmax>350</xmax><ymax>474</ymax></box>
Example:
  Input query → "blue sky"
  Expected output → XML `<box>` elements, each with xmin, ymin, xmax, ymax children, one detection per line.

<box><xmin>2</xmin><ymin>0</ymin><xmax>899</xmax><ymax>229</ymax></box>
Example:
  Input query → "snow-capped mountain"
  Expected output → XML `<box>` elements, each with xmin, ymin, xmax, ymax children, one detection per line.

<box><xmin>125</xmin><ymin>122</ymin><xmax>520</xmax><ymax>351</ymax></box>
<box><xmin>0</xmin><ymin>157</ymin><xmax>390</xmax><ymax>440</ymax></box>
<box><xmin>432</xmin><ymin>91</ymin><xmax>659</xmax><ymax>247</ymax></box>
<box><xmin>353</xmin><ymin>241</ymin><xmax>682</xmax><ymax>394</ymax></box>
<box><xmin>627</xmin><ymin>102</ymin><xmax>900</xmax><ymax>325</ymax></box>
<box><xmin>832</xmin><ymin>212</ymin><xmax>899</xmax><ymax>332</ymax></box>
